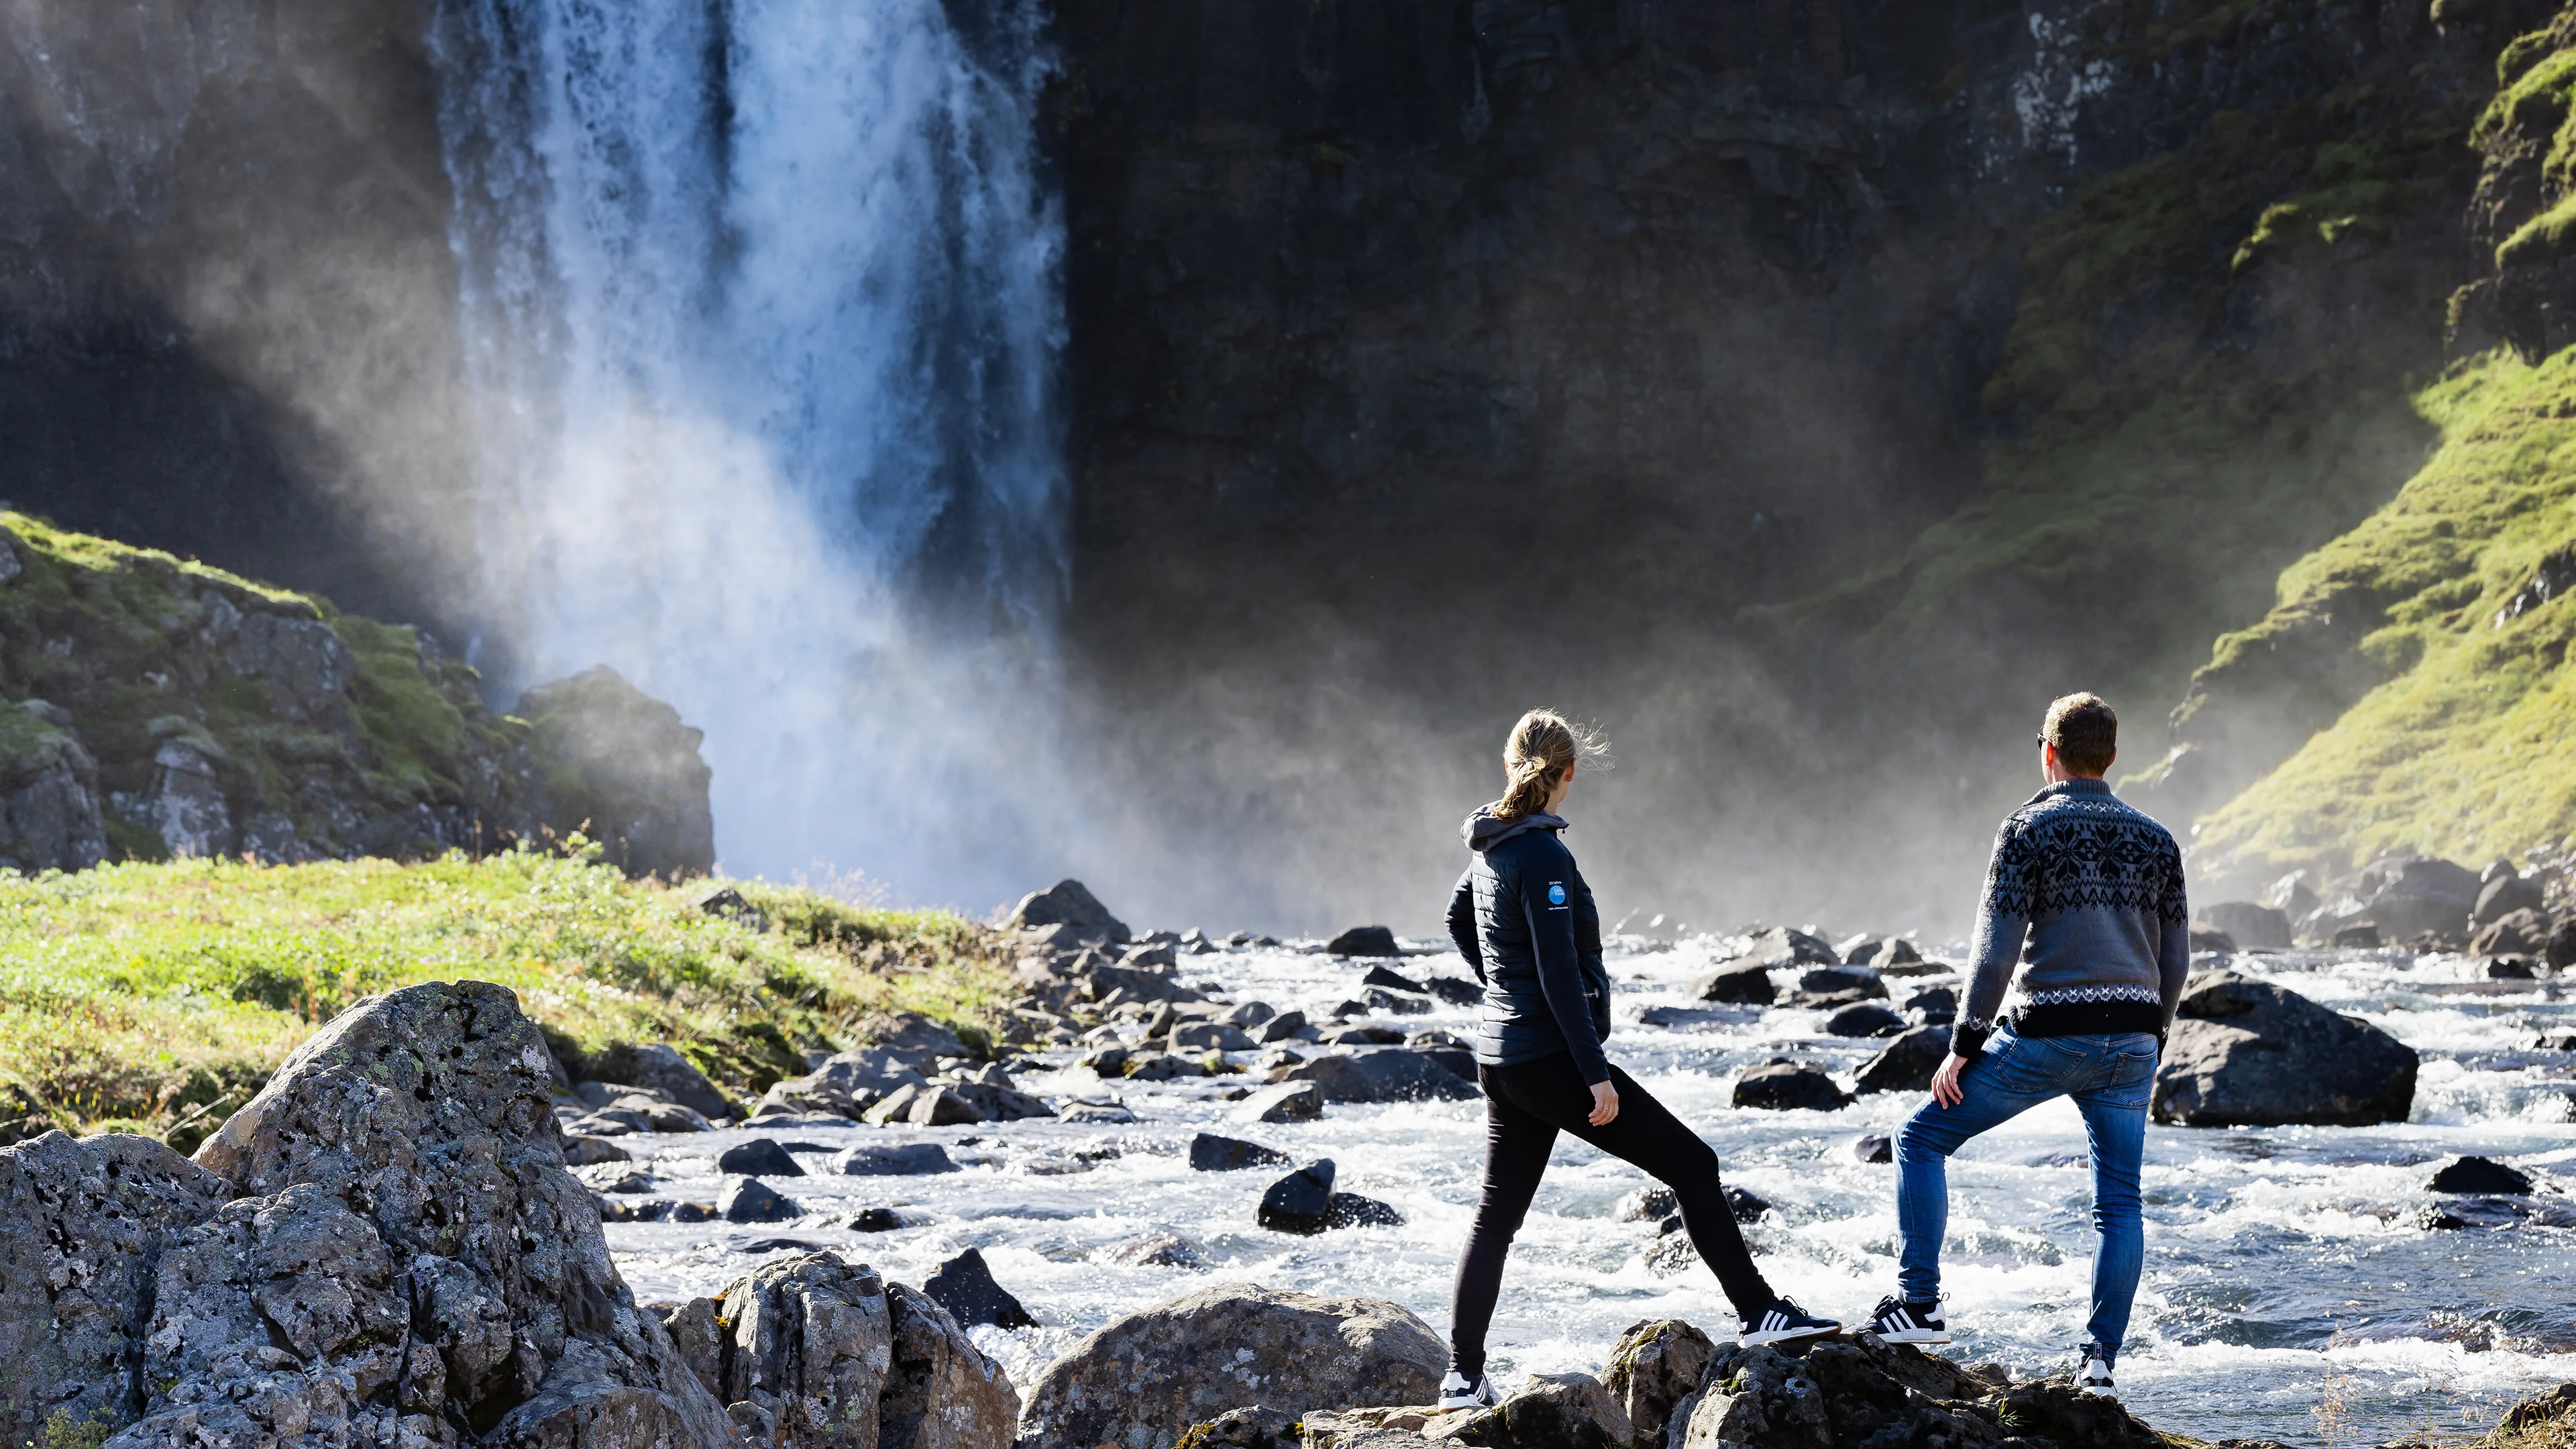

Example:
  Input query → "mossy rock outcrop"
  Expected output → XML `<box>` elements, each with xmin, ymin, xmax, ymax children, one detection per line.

<box><xmin>0</xmin><ymin>511</ymin><xmax>710</xmax><ymax>875</ymax></box>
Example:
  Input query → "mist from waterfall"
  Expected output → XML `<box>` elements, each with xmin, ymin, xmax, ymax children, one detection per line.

<box><xmin>433</xmin><ymin>0</ymin><xmax>1071</xmax><ymax>906</ymax></box>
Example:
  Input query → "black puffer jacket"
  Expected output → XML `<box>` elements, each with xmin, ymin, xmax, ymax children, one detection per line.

<box><xmin>1446</xmin><ymin>808</ymin><xmax>1612</xmax><ymax>1083</ymax></box>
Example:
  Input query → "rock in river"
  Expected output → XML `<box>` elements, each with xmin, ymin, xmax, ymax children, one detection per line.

<box><xmin>837</xmin><ymin>1142</ymin><xmax>959</xmax><ymax>1176</ymax></box>
<box><xmin>2151</xmin><ymin>972</ymin><xmax>2418</xmax><ymax>1126</ymax></box>
<box><xmin>1687</xmin><ymin>957</ymin><xmax>1775</xmax><ymax>1005</ymax></box>
<box><xmin>1285</xmin><ymin>1049</ymin><xmax>1476</xmax><ymax>1103</ymax></box>
<box><xmin>1233</xmin><ymin>1081</ymin><xmax>1326</xmax><ymax>1123</ymax></box>
<box><xmin>1733</xmin><ymin>1060</ymin><xmax>1852</xmax><ymax>1112</ymax></box>
<box><xmin>2430</xmin><ymin>1155</ymin><xmax>2534</xmax><ymax>1194</ymax></box>
<box><xmin>1855</xmin><ymin>1025</ymin><xmax>1949</xmax><ymax>1095</ymax></box>
<box><xmin>1258</xmin><ymin>1160</ymin><xmax>1337</xmax><ymax>1234</ymax></box>
<box><xmin>1824</xmin><ymin>1002</ymin><xmax>1905</xmax><ymax>1038</ymax></box>
<box><xmin>1009</xmin><ymin>878</ymin><xmax>1130</xmax><ymax>944</ymax></box>
<box><xmin>1328</xmin><ymin>925</ymin><xmax>1403</xmax><ymax>956</ymax></box>
<box><xmin>1191</xmin><ymin>1132</ymin><xmax>1293</xmax><ymax>1171</ymax></box>
<box><xmin>1016</xmin><ymin>1283</ymin><xmax>1445</xmax><ymax>1449</ymax></box>
<box><xmin>720</xmin><ymin>1175</ymin><xmax>802</xmax><ymax>1223</ymax></box>
<box><xmin>922</xmin><ymin>1246</ymin><xmax>1036</xmax><ymax>1329</ymax></box>
<box><xmin>718</xmin><ymin>1138</ymin><xmax>807</xmax><ymax>1177</ymax></box>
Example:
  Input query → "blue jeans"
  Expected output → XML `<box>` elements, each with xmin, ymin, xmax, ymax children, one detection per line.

<box><xmin>1896</xmin><ymin>1028</ymin><xmax>2158</xmax><ymax>1362</ymax></box>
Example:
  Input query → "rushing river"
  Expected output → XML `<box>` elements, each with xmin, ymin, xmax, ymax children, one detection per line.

<box><xmin>602</xmin><ymin>934</ymin><xmax>2576</xmax><ymax>1446</ymax></box>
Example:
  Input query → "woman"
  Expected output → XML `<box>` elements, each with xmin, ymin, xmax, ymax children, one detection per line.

<box><xmin>1438</xmin><ymin>709</ymin><xmax>1837</xmax><ymax>1410</ymax></box>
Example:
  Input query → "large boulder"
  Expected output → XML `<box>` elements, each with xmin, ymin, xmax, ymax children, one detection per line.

<box><xmin>517</xmin><ymin>665</ymin><xmax>716</xmax><ymax>879</ymax></box>
<box><xmin>663</xmin><ymin>1248</ymin><xmax>1019</xmax><ymax>1449</ymax></box>
<box><xmin>0</xmin><ymin>703</ymin><xmax>109</xmax><ymax>873</ymax></box>
<box><xmin>0</xmin><ymin>1132</ymin><xmax>233</xmax><ymax>1449</ymax></box>
<box><xmin>1016</xmin><ymin>1284</ymin><xmax>1445</xmax><ymax>1449</ymax></box>
<box><xmin>2151</xmin><ymin>973</ymin><xmax>2418</xmax><ymax>1126</ymax></box>
<box><xmin>2475</xmin><ymin>870</ymin><xmax>2546</xmax><ymax>928</ymax></box>
<box><xmin>154</xmin><ymin>980</ymin><xmax>737</xmax><ymax>1449</ymax></box>
<box><xmin>2198</xmin><ymin>900</ymin><xmax>2291</xmax><ymax>949</ymax></box>
<box><xmin>1284</xmin><ymin>1050</ymin><xmax>1477</xmax><ymax>1104</ymax></box>
<box><xmin>1008</xmin><ymin>880</ymin><xmax>1130</xmax><ymax>944</ymax></box>
<box><xmin>2352</xmin><ymin>853</ymin><xmax>2479</xmax><ymax>943</ymax></box>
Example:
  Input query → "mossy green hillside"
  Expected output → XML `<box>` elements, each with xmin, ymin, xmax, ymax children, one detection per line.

<box><xmin>0</xmin><ymin>849</ymin><xmax>1014</xmax><ymax>1139</ymax></box>
<box><xmin>0</xmin><ymin>510</ymin><xmax>523</xmax><ymax>857</ymax></box>
<box><xmin>2193</xmin><ymin>347</ymin><xmax>2576</xmax><ymax>873</ymax></box>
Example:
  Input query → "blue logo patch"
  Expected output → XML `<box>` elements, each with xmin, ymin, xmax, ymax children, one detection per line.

<box><xmin>1548</xmin><ymin>883</ymin><xmax>1567</xmax><ymax>906</ymax></box>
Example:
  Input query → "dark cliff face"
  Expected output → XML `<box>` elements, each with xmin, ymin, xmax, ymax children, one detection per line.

<box><xmin>0</xmin><ymin>0</ymin><xmax>465</xmax><ymax>623</ymax></box>
<box><xmin>1044</xmin><ymin>0</ymin><xmax>2536</xmax><ymax>928</ymax></box>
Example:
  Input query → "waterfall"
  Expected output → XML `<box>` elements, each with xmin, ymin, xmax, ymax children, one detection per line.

<box><xmin>433</xmin><ymin>0</ymin><xmax>1070</xmax><ymax>903</ymax></box>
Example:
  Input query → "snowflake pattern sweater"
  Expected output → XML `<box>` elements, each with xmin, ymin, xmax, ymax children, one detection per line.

<box><xmin>1953</xmin><ymin>777</ymin><xmax>2191</xmax><ymax>1060</ymax></box>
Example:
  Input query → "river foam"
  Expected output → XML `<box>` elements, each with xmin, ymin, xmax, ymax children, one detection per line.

<box><xmin>603</xmin><ymin>934</ymin><xmax>2576</xmax><ymax>1445</ymax></box>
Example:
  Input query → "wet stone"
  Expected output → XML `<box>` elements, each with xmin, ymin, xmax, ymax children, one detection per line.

<box><xmin>717</xmin><ymin>1138</ymin><xmax>806</xmax><ymax>1177</ymax></box>
<box><xmin>2430</xmin><ymin>1155</ymin><xmax>2534</xmax><ymax>1194</ymax></box>
<box><xmin>1733</xmin><ymin>1060</ymin><xmax>1852</xmax><ymax>1112</ymax></box>
<box><xmin>1823</xmin><ymin>1002</ymin><xmax>1906</xmax><ymax>1038</ymax></box>
<box><xmin>1325</xmin><ymin>1193</ymin><xmax>1405</xmax><ymax>1228</ymax></box>
<box><xmin>836</xmin><ymin>1142</ymin><xmax>959</xmax><ymax>1176</ymax></box>
<box><xmin>1258</xmin><ymin>1160</ymin><xmax>1336</xmax><ymax>1234</ymax></box>
<box><xmin>1190</xmin><ymin>1132</ymin><xmax>1293</xmax><ymax>1171</ymax></box>
<box><xmin>922</xmin><ymin>1246</ymin><xmax>1036</xmax><ymax>1328</ymax></box>
<box><xmin>719</xmin><ymin>1175</ymin><xmax>801</xmax><ymax>1222</ymax></box>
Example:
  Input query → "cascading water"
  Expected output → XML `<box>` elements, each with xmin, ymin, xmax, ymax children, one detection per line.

<box><xmin>433</xmin><ymin>0</ymin><xmax>1069</xmax><ymax>902</ymax></box>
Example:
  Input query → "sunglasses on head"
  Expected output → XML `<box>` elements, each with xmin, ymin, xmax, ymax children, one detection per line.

<box><xmin>2035</xmin><ymin>734</ymin><xmax>2049</xmax><ymax>749</ymax></box>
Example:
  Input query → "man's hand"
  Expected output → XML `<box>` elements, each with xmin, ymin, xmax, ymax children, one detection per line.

<box><xmin>1589</xmin><ymin>1080</ymin><xmax>1620</xmax><ymax>1126</ymax></box>
<box><xmin>1930</xmin><ymin>1053</ymin><xmax>1972</xmax><ymax>1108</ymax></box>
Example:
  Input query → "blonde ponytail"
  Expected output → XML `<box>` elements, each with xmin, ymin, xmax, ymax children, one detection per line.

<box><xmin>1489</xmin><ymin>708</ymin><xmax>1610</xmax><ymax>821</ymax></box>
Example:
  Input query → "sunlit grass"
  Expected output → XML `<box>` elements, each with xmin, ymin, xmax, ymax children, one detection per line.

<box><xmin>0</xmin><ymin>847</ymin><xmax>1014</xmax><ymax>1136</ymax></box>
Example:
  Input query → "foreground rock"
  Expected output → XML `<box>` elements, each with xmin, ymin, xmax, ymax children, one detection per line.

<box><xmin>167</xmin><ymin>981</ymin><xmax>732</xmax><ymax>1449</ymax></box>
<box><xmin>1600</xmin><ymin>1319</ymin><xmax>1716</xmax><ymax>1444</ymax></box>
<box><xmin>1017</xmin><ymin>1284</ymin><xmax>1444</xmax><ymax>1449</ymax></box>
<box><xmin>0</xmin><ymin>1133</ymin><xmax>233</xmax><ymax>1448</ymax></box>
<box><xmin>664</xmin><ymin>1248</ymin><xmax>1020</xmax><ymax>1449</ymax></box>
<box><xmin>2151</xmin><ymin>972</ymin><xmax>2418</xmax><ymax>1126</ymax></box>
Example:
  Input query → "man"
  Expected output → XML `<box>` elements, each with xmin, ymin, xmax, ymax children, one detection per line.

<box><xmin>1866</xmin><ymin>693</ymin><xmax>2188</xmax><ymax>1401</ymax></box>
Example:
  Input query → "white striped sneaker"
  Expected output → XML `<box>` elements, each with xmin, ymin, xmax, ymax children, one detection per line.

<box><xmin>1739</xmin><ymin>1299</ymin><xmax>1841</xmax><ymax>1347</ymax></box>
<box><xmin>1437</xmin><ymin>1371</ymin><xmax>1500</xmax><ymax>1410</ymax></box>
<box><xmin>1868</xmin><ymin>1295</ymin><xmax>1949</xmax><ymax>1344</ymax></box>
<box><xmin>2077</xmin><ymin>1354</ymin><xmax>2116</xmax><ymax>1399</ymax></box>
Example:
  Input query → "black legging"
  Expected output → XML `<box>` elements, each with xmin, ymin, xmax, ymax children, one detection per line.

<box><xmin>1448</xmin><ymin>1052</ymin><xmax>1774</xmax><ymax>1377</ymax></box>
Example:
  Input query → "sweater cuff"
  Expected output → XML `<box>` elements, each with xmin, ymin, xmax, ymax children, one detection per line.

<box><xmin>1949</xmin><ymin>1020</ymin><xmax>1993</xmax><ymax>1061</ymax></box>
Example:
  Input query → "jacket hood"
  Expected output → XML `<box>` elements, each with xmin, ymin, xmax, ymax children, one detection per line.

<box><xmin>1462</xmin><ymin>807</ymin><xmax>1568</xmax><ymax>853</ymax></box>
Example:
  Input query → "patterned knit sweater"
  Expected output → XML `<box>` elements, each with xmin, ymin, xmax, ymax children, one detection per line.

<box><xmin>1953</xmin><ymin>778</ymin><xmax>2191</xmax><ymax>1059</ymax></box>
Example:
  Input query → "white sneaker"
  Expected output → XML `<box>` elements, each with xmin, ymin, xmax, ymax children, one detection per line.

<box><xmin>1437</xmin><ymin>1371</ymin><xmax>1500</xmax><ymax>1410</ymax></box>
<box><xmin>2077</xmin><ymin>1354</ymin><xmax>2116</xmax><ymax>1400</ymax></box>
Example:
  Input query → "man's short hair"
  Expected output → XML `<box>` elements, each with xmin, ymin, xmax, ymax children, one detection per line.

<box><xmin>2044</xmin><ymin>693</ymin><xmax>2118</xmax><ymax>776</ymax></box>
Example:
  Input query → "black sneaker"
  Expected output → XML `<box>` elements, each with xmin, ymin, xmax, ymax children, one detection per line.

<box><xmin>1740</xmin><ymin>1298</ymin><xmax>1841</xmax><ymax>1347</ymax></box>
<box><xmin>1867</xmin><ymin>1295</ymin><xmax>1949</xmax><ymax>1344</ymax></box>
<box><xmin>2076</xmin><ymin>1350</ymin><xmax>2116</xmax><ymax>1400</ymax></box>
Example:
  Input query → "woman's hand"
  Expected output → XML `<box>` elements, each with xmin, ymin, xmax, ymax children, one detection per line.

<box><xmin>1930</xmin><ymin>1053</ymin><xmax>1970</xmax><ymax>1108</ymax></box>
<box><xmin>1589</xmin><ymin>1080</ymin><xmax>1619</xmax><ymax>1126</ymax></box>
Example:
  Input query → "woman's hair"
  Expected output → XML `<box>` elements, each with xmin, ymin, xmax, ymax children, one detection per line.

<box><xmin>1489</xmin><ymin>708</ymin><xmax>1611</xmax><ymax>821</ymax></box>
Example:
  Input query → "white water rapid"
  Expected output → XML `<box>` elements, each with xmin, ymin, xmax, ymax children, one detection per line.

<box><xmin>599</xmin><ymin>938</ymin><xmax>2576</xmax><ymax>1448</ymax></box>
<box><xmin>434</xmin><ymin>0</ymin><xmax>1068</xmax><ymax>902</ymax></box>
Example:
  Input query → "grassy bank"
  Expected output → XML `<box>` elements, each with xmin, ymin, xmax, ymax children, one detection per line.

<box><xmin>0</xmin><ymin>847</ymin><xmax>1015</xmax><ymax>1141</ymax></box>
<box><xmin>2193</xmin><ymin>347</ymin><xmax>2576</xmax><ymax>876</ymax></box>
